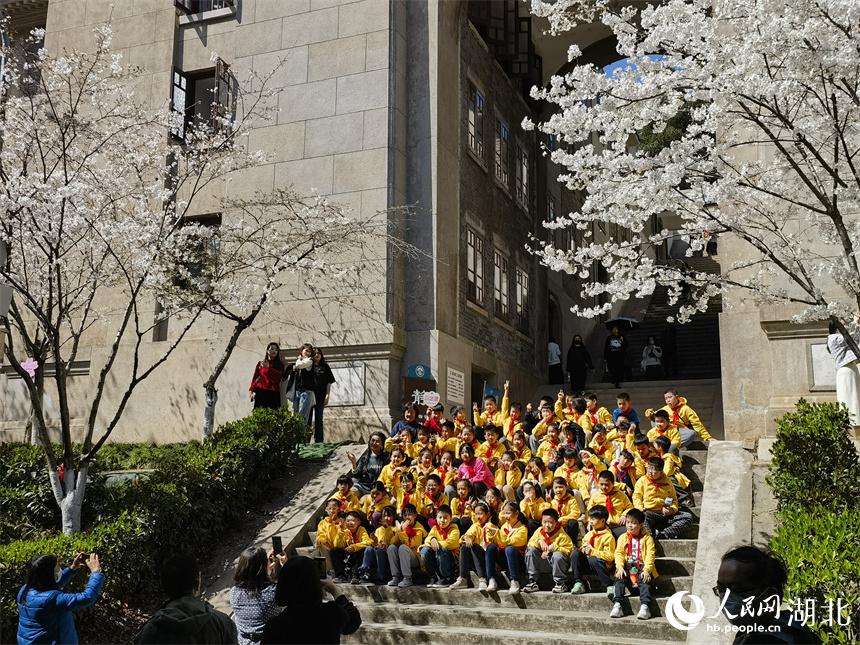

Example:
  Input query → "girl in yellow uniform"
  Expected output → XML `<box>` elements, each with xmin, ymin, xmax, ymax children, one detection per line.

<box><xmin>510</xmin><ymin>431</ymin><xmax>532</xmax><ymax>465</ymax></box>
<box><xmin>518</xmin><ymin>480</ymin><xmax>549</xmax><ymax>535</ymax></box>
<box><xmin>359</xmin><ymin>505</ymin><xmax>398</xmax><ymax>584</ymax></box>
<box><xmin>331</xmin><ymin>510</ymin><xmax>373</xmax><ymax>582</ymax></box>
<box><xmin>487</xmin><ymin>501</ymin><xmax>529</xmax><ymax>593</ymax></box>
<box><xmin>361</xmin><ymin>481</ymin><xmax>390</xmax><ymax>527</ymax></box>
<box><xmin>379</xmin><ymin>447</ymin><xmax>407</xmax><ymax>497</ymax></box>
<box><xmin>494</xmin><ymin>451</ymin><xmax>524</xmax><ymax>501</ymax></box>
<box><xmin>450</xmin><ymin>478</ymin><xmax>477</xmax><ymax>534</ymax></box>
<box><xmin>436</xmin><ymin>450</ymin><xmax>458</xmax><ymax>494</ymax></box>
<box><xmin>388</xmin><ymin>504</ymin><xmax>427</xmax><ymax>587</ymax></box>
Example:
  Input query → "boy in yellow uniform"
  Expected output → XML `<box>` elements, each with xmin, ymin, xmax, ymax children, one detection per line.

<box><xmin>501</xmin><ymin>402</ymin><xmax>525</xmax><ymax>443</ymax></box>
<box><xmin>473</xmin><ymin>380</ymin><xmax>511</xmax><ymax>428</ymax></box>
<box><xmin>611</xmin><ymin>509</ymin><xmax>657</xmax><ymax>620</ymax></box>
<box><xmin>536</xmin><ymin>424</ymin><xmax>563</xmax><ymax>468</ymax></box>
<box><xmin>661</xmin><ymin>388</ymin><xmax>713</xmax><ymax>447</ymax></box>
<box><xmin>388</xmin><ymin>504</ymin><xmax>427</xmax><ymax>587</ymax></box>
<box><xmin>519</xmin><ymin>480</ymin><xmax>549</xmax><ymax>534</ymax></box>
<box><xmin>522</xmin><ymin>457</ymin><xmax>553</xmax><ymax>499</ymax></box>
<box><xmin>573</xmin><ymin>449</ymin><xmax>607</xmax><ymax>504</ymax></box>
<box><xmin>409</xmin><ymin>427</ymin><xmax>437</xmax><ymax>461</ymax></box>
<box><xmin>633</xmin><ymin>457</ymin><xmax>695</xmax><ymax>540</ymax></box>
<box><xmin>488</xmin><ymin>501</ymin><xmax>529</xmax><ymax>593</ymax></box>
<box><xmin>653</xmin><ymin>436</ymin><xmax>691</xmax><ymax>503</ymax></box>
<box><xmin>420</xmin><ymin>505</ymin><xmax>461</xmax><ymax>587</ymax></box>
<box><xmin>379</xmin><ymin>447</ymin><xmax>407</xmax><ymax>497</ymax></box>
<box><xmin>528</xmin><ymin>404</ymin><xmax>557</xmax><ymax>453</ymax></box>
<box><xmin>361</xmin><ymin>481</ymin><xmax>390</xmax><ymax>527</ymax></box>
<box><xmin>523</xmin><ymin>508</ymin><xmax>574</xmax><ymax>593</ymax></box>
<box><xmin>585</xmin><ymin>392</ymin><xmax>614</xmax><ymax>427</ymax></box>
<box><xmin>554</xmin><ymin>447</ymin><xmax>580</xmax><ymax>487</ymax></box>
<box><xmin>359</xmin><ymin>505</ymin><xmax>398</xmax><ymax>584</ymax></box>
<box><xmin>644</xmin><ymin>409</ymin><xmax>682</xmax><ymax>452</ymax></box>
<box><xmin>449</xmin><ymin>501</ymin><xmax>498</xmax><ymax>590</ymax></box>
<box><xmin>331</xmin><ymin>510</ymin><xmax>373</xmax><ymax>583</ymax></box>
<box><xmin>589</xmin><ymin>424</ymin><xmax>619</xmax><ymax>466</ymax></box>
<box><xmin>494</xmin><ymin>451</ymin><xmax>524</xmax><ymax>501</ymax></box>
<box><xmin>589</xmin><ymin>470</ymin><xmax>634</xmax><ymax>537</ymax></box>
<box><xmin>316</xmin><ymin>498</ymin><xmax>345</xmax><ymax>564</ymax></box>
<box><xmin>417</xmin><ymin>474</ymin><xmax>449</xmax><ymax>527</ymax></box>
<box><xmin>609</xmin><ymin>449</ymin><xmax>638</xmax><ymax>496</ymax></box>
<box><xmin>549</xmin><ymin>476</ymin><xmax>587</xmax><ymax>544</ymax></box>
<box><xmin>396</xmin><ymin>472</ymin><xmax>423</xmax><ymax>516</ymax></box>
<box><xmin>436</xmin><ymin>421</ymin><xmax>459</xmax><ymax>456</ymax></box>
<box><xmin>451</xmin><ymin>406</ymin><xmax>470</xmax><ymax>435</ymax></box>
<box><xmin>632</xmin><ymin>435</ymin><xmax>658</xmax><ymax>481</ymax></box>
<box><xmin>571</xmin><ymin>505</ymin><xmax>617</xmax><ymax>595</ymax></box>
<box><xmin>510</xmin><ymin>430</ymin><xmax>532</xmax><ymax>465</ymax></box>
<box><xmin>331</xmin><ymin>475</ymin><xmax>361</xmax><ymax>514</ymax></box>
<box><xmin>477</xmin><ymin>425</ymin><xmax>506</xmax><ymax>470</ymax></box>
<box><xmin>554</xmin><ymin>390</ymin><xmax>578</xmax><ymax>423</ymax></box>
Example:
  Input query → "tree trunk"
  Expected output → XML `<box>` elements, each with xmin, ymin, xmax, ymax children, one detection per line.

<box><xmin>203</xmin><ymin>386</ymin><xmax>218</xmax><ymax>439</ymax></box>
<box><xmin>59</xmin><ymin>490</ymin><xmax>84</xmax><ymax>534</ymax></box>
<box><xmin>50</xmin><ymin>463</ymin><xmax>88</xmax><ymax>534</ymax></box>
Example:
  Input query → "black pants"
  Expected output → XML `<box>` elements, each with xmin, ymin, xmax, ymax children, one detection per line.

<box><xmin>253</xmin><ymin>388</ymin><xmax>281</xmax><ymax>410</ymax></box>
<box><xmin>459</xmin><ymin>544</ymin><xmax>488</xmax><ymax>579</ymax></box>
<box><xmin>331</xmin><ymin>548</ymin><xmax>364</xmax><ymax>577</ymax></box>
<box><xmin>571</xmin><ymin>550</ymin><xmax>614</xmax><ymax>587</ymax></box>
<box><xmin>607</xmin><ymin>358</ymin><xmax>624</xmax><ymax>386</ymax></box>
<box><xmin>645</xmin><ymin>509</ymin><xmax>695</xmax><ymax>539</ymax></box>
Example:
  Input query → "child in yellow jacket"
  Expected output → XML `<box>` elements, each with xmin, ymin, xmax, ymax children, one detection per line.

<box><xmin>417</xmin><ymin>474</ymin><xmax>449</xmax><ymax>526</ymax></box>
<box><xmin>358</xmin><ymin>505</ymin><xmax>398</xmax><ymax>584</ymax></box>
<box><xmin>420</xmin><ymin>505</ymin><xmax>461</xmax><ymax>587</ymax></box>
<box><xmin>331</xmin><ymin>510</ymin><xmax>373</xmax><ymax>582</ymax></box>
<box><xmin>585</xmin><ymin>392</ymin><xmax>614</xmax><ymax>427</ymax></box>
<box><xmin>361</xmin><ymin>481</ymin><xmax>390</xmax><ymax>527</ymax></box>
<box><xmin>645</xmin><ymin>409</ymin><xmax>682</xmax><ymax>452</ymax></box>
<box><xmin>477</xmin><ymin>425</ymin><xmax>506</xmax><ymax>470</ymax></box>
<box><xmin>316</xmin><ymin>498</ymin><xmax>345</xmax><ymax>550</ymax></box>
<box><xmin>653</xmin><ymin>436</ymin><xmax>691</xmax><ymax>504</ymax></box>
<box><xmin>379</xmin><ymin>447</ymin><xmax>407</xmax><ymax>497</ymax></box>
<box><xmin>549</xmin><ymin>476</ymin><xmax>587</xmax><ymax>544</ymax></box>
<box><xmin>523</xmin><ymin>508</ymin><xmax>573</xmax><ymax>593</ymax></box>
<box><xmin>571</xmin><ymin>505</ymin><xmax>617</xmax><ymax>594</ymax></box>
<box><xmin>554</xmin><ymin>447</ymin><xmax>581</xmax><ymax>488</ymax></box>
<box><xmin>660</xmin><ymin>389</ymin><xmax>713</xmax><ymax>446</ymax></box>
<box><xmin>611</xmin><ymin>509</ymin><xmax>657</xmax><ymax>620</ymax></box>
<box><xmin>436</xmin><ymin>450</ymin><xmax>457</xmax><ymax>493</ymax></box>
<box><xmin>495</xmin><ymin>451</ymin><xmax>524</xmax><ymax>500</ymax></box>
<box><xmin>633</xmin><ymin>457</ymin><xmax>695</xmax><ymax>540</ymax></box>
<box><xmin>510</xmin><ymin>431</ymin><xmax>532</xmax><ymax>465</ymax></box>
<box><xmin>589</xmin><ymin>425</ymin><xmax>619</xmax><ymax>466</ymax></box>
<box><xmin>535</xmin><ymin>424</ymin><xmax>563</xmax><ymax>468</ymax></box>
<box><xmin>501</xmin><ymin>402</ymin><xmax>525</xmax><ymax>443</ymax></box>
<box><xmin>473</xmin><ymin>380</ymin><xmax>511</xmax><ymax>428</ymax></box>
<box><xmin>449</xmin><ymin>501</ymin><xmax>499</xmax><ymax>590</ymax></box>
<box><xmin>388</xmin><ymin>504</ymin><xmax>427</xmax><ymax>587</ymax></box>
<box><xmin>410</xmin><ymin>447</ymin><xmax>436</xmax><ymax>490</ymax></box>
<box><xmin>486</xmin><ymin>501</ymin><xmax>529</xmax><ymax>593</ymax></box>
<box><xmin>451</xmin><ymin>478</ymin><xmax>477</xmax><ymax>534</ymax></box>
<box><xmin>573</xmin><ymin>449</ymin><xmax>607</xmax><ymax>504</ymax></box>
<box><xmin>396</xmin><ymin>471</ymin><xmax>423</xmax><ymax>516</ymax></box>
<box><xmin>331</xmin><ymin>475</ymin><xmax>361</xmax><ymax>514</ymax></box>
<box><xmin>589</xmin><ymin>470</ymin><xmax>634</xmax><ymax>536</ymax></box>
<box><xmin>436</xmin><ymin>421</ymin><xmax>459</xmax><ymax>457</ymax></box>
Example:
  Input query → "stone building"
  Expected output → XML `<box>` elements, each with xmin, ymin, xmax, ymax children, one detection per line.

<box><xmin>0</xmin><ymin>0</ymin><xmax>843</xmax><ymax>444</ymax></box>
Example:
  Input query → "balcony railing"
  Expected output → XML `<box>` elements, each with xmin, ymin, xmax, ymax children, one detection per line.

<box><xmin>174</xmin><ymin>0</ymin><xmax>234</xmax><ymax>14</ymax></box>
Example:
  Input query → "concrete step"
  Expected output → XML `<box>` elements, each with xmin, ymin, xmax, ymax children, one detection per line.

<box><xmin>655</xmin><ymin>538</ymin><xmax>698</xmax><ymax>558</ymax></box>
<box><xmin>354</xmin><ymin>603</ymin><xmax>685</xmax><ymax>642</ymax></box>
<box><xmin>345</xmin><ymin>623</ymin><xmax>678</xmax><ymax>645</ymax></box>
<box><xmin>681</xmin><ymin>450</ymin><xmax>708</xmax><ymax>466</ymax></box>
<box><xmin>296</xmin><ymin>546</ymin><xmax>315</xmax><ymax>558</ymax></box>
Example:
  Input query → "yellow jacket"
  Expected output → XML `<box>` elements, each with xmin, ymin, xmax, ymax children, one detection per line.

<box><xmin>554</xmin><ymin>400</ymin><xmax>577</xmax><ymax>424</ymax></box>
<box><xmin>647</xmin><ymin>425</ymin><xmax>682</xmax><ymax>451</ymax></box>
<box><xmin>316</xmin><ymin>516</ymin><xmax>344</xmax><ymax>549</ymax></box>
<box><xmin>408</xmin><ymin>440</ymin><xmax>437</xmax><ymax>461</ymax></box>
<box><xmin>633</xmin><ymin>451</ymin><xmax>657</xmax><ymax>481</ymax></box>
<box><xmin>451</xmin><ymin>496</ymin><xmax>475</xmax><ymax>521</ymax></box>
<box><xmin>519</xmin><ymin>497</ymin><xmax>550</xmax><ymax>521</ymax></box>
<box><xmin>511</xmin><ymin>445</ymin><xmax>532</xmax><ymax>464</ymax></box>
<box><xmin>495</xmin><ymin>466</ymin><xmax>523</xmax><ymax>488</ymax></box>
<box><xmin>396</xmin><ymin>486</ymin><xmax>424</xmax><ymax>514</ymax></box>
<box><xmin>417</xmin><ymin>490</ymin><xmax>449</xmax><ymax>518</ymax></box>
<box><xmin>662</xmin><ymin>453</ymin><xmax>690</xmax><ymax>489</ymax></box>
<box><xmin>581</xmin><ymin>528</ymin><xmax>616</xmax><ymax>564</ymax></box>
<box><xmin>463</xmin><ymin>521</ymin><xmax>498</xmax><ymax>549</ymax></box>
<box><xmin>373</xmin><ymin>525</ymin><xmax>399</xmax><ymax>548</ymax></box>
<box><xmin>423</xmin><ymin>523</ymin><xmax>461</xmax><ymax>552</ymax></box>
<box><xmin>588</xmin><ymin>436</ymin><xmax>618</xmax><ymax>464</ymax></box>
<box><xmin>660</xmin><ymin>397</ymin><xmax>712</xmax><ymax>441</ymax></box>
<box><xmin>574</xmin><ymin>459</ymin><xmax>607</xmax><ymax>502</ymax></box>
<box><xmin>361</xmin><ymin>496</ymin><xmax>389</xmax><ymax>518</ymax></box>
<box><xmin>633</xmin><ymin>476</ymin><xmax>679</xmax><ymax>514</ymax></box>
<box><xmin>334</xmin><ymin>525</ymin><xmax>373</xmax><ymax>550</ymax></box>
<box><xmin>379</xmin><ymin>464</ymin><xmax>405</xmax><ymax>495</ymax></box>
<box><xmin>396</xmin><ymin>523</ymin><xmax>428</xmax><ymax>554</ymax></box>
<box><xmin>536</xmin><ymin>439</ymin><xmax>562</xmax><ymax>465</ymax></box>
<box><xmin>434</xmin><ymin>465</ymin><xmax>457</xmax><ymax>489</ymax></box>
<box><xmin>554</xmin><ymin>464</ymin><xmax>580</xmax><ymax>487</ymax></box>
<box><xmin>474</xmin><ymin>395</ymin><xmax>510</xmax><ymax>427</ymax></box>
<box><xmin>409</xmin><ymin>465</ymin><xmax>435</xmax><ymax>489</ymax></box>
<box><xmin>588</xmin><ymin>485</ymin><xmax>634</xmax><ymax>525</ymax></box>
<box><xmin>501</xmin><ymin>417</ymin><xmax>524</xmax><ymax>442</ymax></box>
<box><xmin>586</xmin><ymin>406</ymin><xmax>614</xmax><ymax>427</ymax></box>
<box><xmin>526</xmin><ymin>524</ymin><xmax>574</xmax><ymax>556</ymax></box>
<box><xmin>550</xmin><ymin>493</ymin><xmax>583</xmax><ymax>524</ymax></box>
<box><xmin>530</xmin><ymin>416</ymin><xmax>557</xmax><ymax>439</ymax></box>
<box><xmin>436</xmin><ymin>436</ymin><xmax>458</xmax><ymax>456</ymax></box>
<box><xmin>615</xmin><ymin>532</ymin><xmax>658</xmax><ymax>577</ymax></box>
<box><xmin>477</xmin><ymin>441</ymin><xmax>506</xmax><ymax>464</ymax></box>
<box><xmin>331</xmin><ymin>490</ymin><xmax>361</xmax><ymax>513</ymax></box>
<box><xmin>494</xmin><ymin>521</ymin><xmax>528</xmax><ymax>553</ymax></box>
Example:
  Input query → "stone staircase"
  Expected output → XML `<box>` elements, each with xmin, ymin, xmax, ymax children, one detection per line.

<box><xmin>293</xmin><ymin>447</ymin><xmax>711</xmax><ymax>645</ymax></box>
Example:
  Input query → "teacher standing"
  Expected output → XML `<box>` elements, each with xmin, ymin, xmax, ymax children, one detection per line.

<box><xmin>249</xmin><ymin>343</ymin><xmax>285</xmax><ymax>410</ymax></box>
<box><xmin>309</xmin><ymin>348</ymin><xmax>336</xmax><ymax>443</ymax></box>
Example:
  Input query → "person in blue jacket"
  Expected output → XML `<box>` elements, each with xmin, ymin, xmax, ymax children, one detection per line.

<box><xmin>17</xmin><ymin>552</ymin><xmax>104</xmax><ymax>645</ymax></box>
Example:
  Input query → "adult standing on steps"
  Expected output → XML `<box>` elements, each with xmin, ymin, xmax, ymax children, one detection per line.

<box><xmin>547</xmin><ymin>336</ymin><xmax>564</xmax><ymax>384</ymax></box>
<box><xmin>566</xmin><ymin>335</ymin><xmax>593</xmax><ymax>393</ymax></box>
<box><xmin>826</xmin><ymin>320</ymin><xmax>860</xmax><ymax>429</ymax></box>
<box><xmin>249</xmin><ymin>343</ymin><xmax>286</xmax><ymax>410</ymax></box>
<box><xmin>309</xmin><ymin>348</ymin><xmax>336</xmax><ymax>444</ymax></box>
<box><xmin>603</xmin><ymin>326</ymin><xmax>627</xmax><ymax>388</ymax></box>
<box><xmin>285</xmin><ymin>343</ymin><xmax>316</xmax><ymax>426</ymax></box>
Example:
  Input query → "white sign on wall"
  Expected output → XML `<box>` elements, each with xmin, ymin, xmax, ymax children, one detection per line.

<box><xmin>328</xmin><ymin>363</ymin><xmax>366</xmax><ymax>406</ymax></box>
<box><xmin>446</xmin><ymin>365</ymin><xmax>465</xmax><ymax>405</ymax></box>
<box><xmin>808</xmin><ymin>342</ymin><xmax>837</xmax><ymax>391</ymax></box>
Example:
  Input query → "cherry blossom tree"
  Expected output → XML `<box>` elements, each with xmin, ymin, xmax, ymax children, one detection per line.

<box><xmin>527</xmin><ymin>0</ymin><xmax>860</xmax><ymax>352</ymax></box>
<box><xmin>0</xmin><ymin>27</ymin><xmax>400</xmax><ymax>532</ymax></box>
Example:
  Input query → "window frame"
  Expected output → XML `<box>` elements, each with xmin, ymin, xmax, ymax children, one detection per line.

<box><xmin>493</xmin><ymin>250</ymin><xmax>509</xmax><ymax>320</ymax></box>
<box><xmin>467</xmin><ymin>82</ymin><xmax>485</xmax><ymax>161</ymax></box>
<box><xmin>494</xmin><ymin>117</ymin><xmax>510</xmax><ymax>188</ymax></box>
<box><xmin>515</xmin><ymin>265</ymin><xmax>530</xmax><ymax>334</ymax></box>
<box><xmin>170</xmin><ymin>60</ymin><xmax>236</xmax><ymax>143</ymax></box>
<box><xmin>466</xmin><ymin>228</ymin><xmax>485</xmax><ymax>307</ymax></box>
<box><xmin>515</xmin><ymin>142</ymin><xmax>530</xmax><ymax>211</ymax></box>
<box><xmin>174</xmin><ymin>0</ymin><xmax>235</xmax><ymax>14</ymax></box>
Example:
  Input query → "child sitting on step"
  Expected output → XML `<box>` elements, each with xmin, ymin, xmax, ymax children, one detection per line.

<box><xmin>331</xmin><ymin>475</ymin><xmax>361</xmax><ymax>515</ymax></box>
<box><xmin>633</xmin><ymin>457</ymin><xmax>695</xmax><ymax>540</ymax></box>
<box><xmin>388</xmin><ymin>504</ymin><xmax>427</xmax><ymax>588</ymax></box>
<box><xmin>486</xmin><ymin>501</ymin><xmax>528</xmax><ymax>594</ymax></box>
<box><xmin>420</xmin><ymin>505</ymin><xmax>461</xmax><ymax>588</ymax></box>
<box><xmin>588</xmin><ymin>470</ymin><xmax>634</xmax><ymax>538</ymax></box>
<box><xmin>359</xmin><ymin>505</ymin><xmax>397</xmax><ymax>584</ymax></box>
<box><xmin>330</xmin><ymin>510</ymin><xmax>372</xmax><ymax>583</ymax></box>
<box><xmin>522</xmin><ymin>508</ymin><xmax>573</xmax><ymax>594</ymax></box>
<box><xmin>570</xmin><ymin>505</ymin><xmax>616</xmax><ymax>596</ymax></box>
<box><xmin>653</xmin><ymin>436</ymin><xmax>692</xmax><ymax>506</ymax></box>
<box><xmin>449</xmin><ymin>501</ymin><xmax>498</xmax><ymax>590</ymax></box>
<box><xmin>360</xmin><ymin>481</ymin><xmax>389</xmax><ymax>528</ymax></box>
<box><xmin>610</xmin><ymin>508</ymin><xmax>656</xmax><ymax>620</ymax></box>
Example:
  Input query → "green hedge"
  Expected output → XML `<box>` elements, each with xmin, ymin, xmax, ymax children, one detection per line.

<box><xmin>767</xmin><ymin>400</ymin><xmax>860</xmax><ymax>644</ymax></box>
<box><xmin>0</xmin><ymin>406</ymin><xmax>309</xmax><ymax>639</ymax></box>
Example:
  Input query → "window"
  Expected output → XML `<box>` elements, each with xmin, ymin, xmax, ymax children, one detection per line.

<box><xmin>493</xmin><ymin>251</ymin><xmax>509</xmax><ymax>319</ymax></box>
<box><xmin>547</xmin><ymin>194</ymin><xmax>556</xmax><ymax>243</ymax></box>
<box><xmin>466</xmin><ymin>228</ymin><xmax>485</xmax><ymax>306</ymax></box>
<box><xmin>467</xmin><ymin>83</ymin><xmax>485</xmax><ymax>159</ymax></box>
<box><xmin>173</xmin><ymin>214</ymin><xmax>222</xmax><ymax>290</ymax></box>
<box><xmin>152</xmin><ymin>301</ymin><xmax>168</xmax><ymax>342</ymax></box>
<box><xmin>175</xmin><ymin>0</ymin><xmax>234</xmax><ymax>13</ymax></box>
<box><xmin>516</xmin><ymin>143</ymin><xmax>529</xmax><ymax>208</ymax></box>
<box><xmin>494</xmin><ymin>118</ymin><xmax>509</xmax><ymax>185</ymax></box>
<box><xmin>515</xmin><ymin>266</ymin><xmax>529</xmax><ymax>334</ymax></box>
<box><xmin>170</xmin><ymin>59</ymin><xmax>235</xmax><ymax>141</ymax></box>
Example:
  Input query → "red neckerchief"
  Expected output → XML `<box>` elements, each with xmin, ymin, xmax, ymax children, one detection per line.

<box><xmin>347</xmin><ymin>527</ymin><xmax>360</xmax><ymax>544</ymax></box>
<box><xmin>582</xmin><ymin>467</ymin><xmax>597</xmax><ymax>488</ymax></box>
<box><xmin>336</xmin><ymin>495</ymin><xmax>347</xmax><ymax>512</ymax></box>
<box><xmin>437</xmin><ymin>524</ymin><xmax>451</xmax><ymax>541</ymax></box>
<box><xmin>604</xmin><ymin>492</ymin><xmax>615</xmax><ymax>515</ymax></box>
<box><xmin>646</xmin><ymin>476</ymin><xmax>662</xmax><ymax>489</ymax></box>
<box><xmin>671</xmin><ymin>404</ymin><xmax>682</xmax><ymax>427</ymax></box>
<box><xmin>589</xmin><ymin>529</ymin><xmax>605</xmax><ymax>547</ymax></box>
<box><xmin>402</xmin><ymin>490</ymin><xmax>414</xmax><ymax>507</ymax></box>
<box><xmin>554</xmin><ymin>495</ymin><xmax>569</xmax><ymax>513</ymax></box>
<box><xmin>514</xmin><ymin>446</ymin><xmax>526</xmax><ymax>459</ymax></box>
<box><xmin>403</xmin><ymin>524</ymin><xmax>417</xmax><ymax>540</ymax></box>
<box><xmin>588</xmin><ymin>409</ymin><xmax>598</xmax><ymax>425</ymax></box>
<box><xmin>613</xmin><ymin>463</ymin><xmax>625</xmax><ymax>479</ymax></box>
<box><xmin>424</xmin><ymin>491</ymin><xmax>441</xmax><ymax>508</ymax></box>
<box><xmin>594</xmin><ymin>441</ymin><xmax>610</xmax><ymax>456</ymax></box>
<box><xmin>562</xmin><ymin>465</ymin><xmax>576</xmax><ymax>479</ymax></box>
<box><xmin>540</xmin><ymin>526</ymin><xmax>559</xmax><ymax>543</ymax></box>
<box><xmin>503</xmin><ymin>524</ymin><xmax>513</xmax><ymax>536</ymax></box>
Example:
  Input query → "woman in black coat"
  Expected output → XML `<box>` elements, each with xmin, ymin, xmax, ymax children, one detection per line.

<box><xmin>262</xmin><ymin>557</ymin><xmax>361</xmax><ymax>645</ymax></box>
<box><xmin>566</xmin><ymin>335</ymin><xmax>593</xmax><ymax>394</ymax></box>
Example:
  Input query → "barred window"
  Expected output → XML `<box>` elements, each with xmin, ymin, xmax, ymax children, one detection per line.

<box><xmin>467</xmin><ymin>83</ymin><xmax>485</xmax><ymax>158</ymax></box>
<box><xmin>493</xmin><ymin>251</ymin><xmax>509</xmax><ymax>319</ymax></box>
<box><xmin>515</xmin><ymin>266</ymin><xmax>530</xmax><ymax>333</ymax></box>
<box><xmin>516</xmin><ymin>143</ymin><xmax>529</xmax><ymax>208</ymax></box>
<box><xmin>494</xmin><ymin>118</ymin><xmax>509</xmax><ymax>185</ymax></box>
<box><xmin>466</xmin><ymin>229</ymin><xmax>485</xmax><ymax>305</ymax></box>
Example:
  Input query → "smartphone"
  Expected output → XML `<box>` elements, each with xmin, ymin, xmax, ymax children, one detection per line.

<box><xmin>315</xmin><ymin>556</ymin><xmax>328</xmax><ymax>579</ymax></box>
<box><xmin>272</xmin><ymin>535</ymin><xmax>283</xmax><ymax>554</ymax></box>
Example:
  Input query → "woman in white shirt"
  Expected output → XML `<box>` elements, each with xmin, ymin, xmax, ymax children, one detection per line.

<box><xmin>826</xmin><ymin>321</ymin><xmax>860</xmax><ymax>427</ymax></box>
<box><xmin>547</xmin><ymin>337</ymin><xmax>563</xmax><ymax>384</ymax></box>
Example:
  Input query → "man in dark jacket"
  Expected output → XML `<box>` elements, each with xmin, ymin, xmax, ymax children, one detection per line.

<box><xmin>135</xmin><ymin>554</ymin><xmax>237</xmax><ymax>644</ymax></box>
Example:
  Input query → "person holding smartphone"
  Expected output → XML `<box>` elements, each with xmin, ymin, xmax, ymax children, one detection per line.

<box><xmin>17</xmin><ymin>552</ymin><xmax>104</xmax><ymax>644</ymax></box>
<box><xmin>231</xmin><ymin>546</ymin><xmax>287</xmax><ymax>645</ymax></box>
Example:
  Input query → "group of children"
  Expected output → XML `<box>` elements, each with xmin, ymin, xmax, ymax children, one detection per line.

<box><xmin>315</xmin><ymin>383</ymin><xmax>711</xmax><ymax>620</ymax></box>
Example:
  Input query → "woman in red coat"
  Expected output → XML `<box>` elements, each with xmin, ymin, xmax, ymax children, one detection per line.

<box><xmin>249</xmin><ymin>343</ymin><xmax>285</xmax><ymax>410</ymax></box>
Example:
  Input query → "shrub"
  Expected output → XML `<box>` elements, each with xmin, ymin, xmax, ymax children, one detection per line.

<box><xmin>770</xmin><ymin>506</ymin><xmax>860</xmax><ymax>644</ymax></box>
<box><xmin>766</xmin><ymin>399</ymin><xmax>860</xmax><ymax>512</ymax></box>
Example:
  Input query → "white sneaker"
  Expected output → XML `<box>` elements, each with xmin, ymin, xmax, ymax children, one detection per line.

<box><xmin>610</xmin><ymin>602</ymin><xmax>623</xmax><ymax>618</ymax></box>
<box><xmin>637</xmin><ymin>604</ymin><xmax>651</xmax><ymax>620</ymax></box>
<box><xmin>477</xmin><ymin>578</ymin><xmax>488</xmax><ymax>591</ymax></box>
<box><xmin>448</xmin><ymin>577</ymin><xmax>469</xmax><ymax>590</ymax></box>
<box><xmin>508</xmin><ymin>580</ymin><xmax>521</xmax><ymax>594</ymax></box>
<box><xmin>487</xmin><ymin>578</ymin><xmax>498</xmax><ymax>592</ymax></box>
